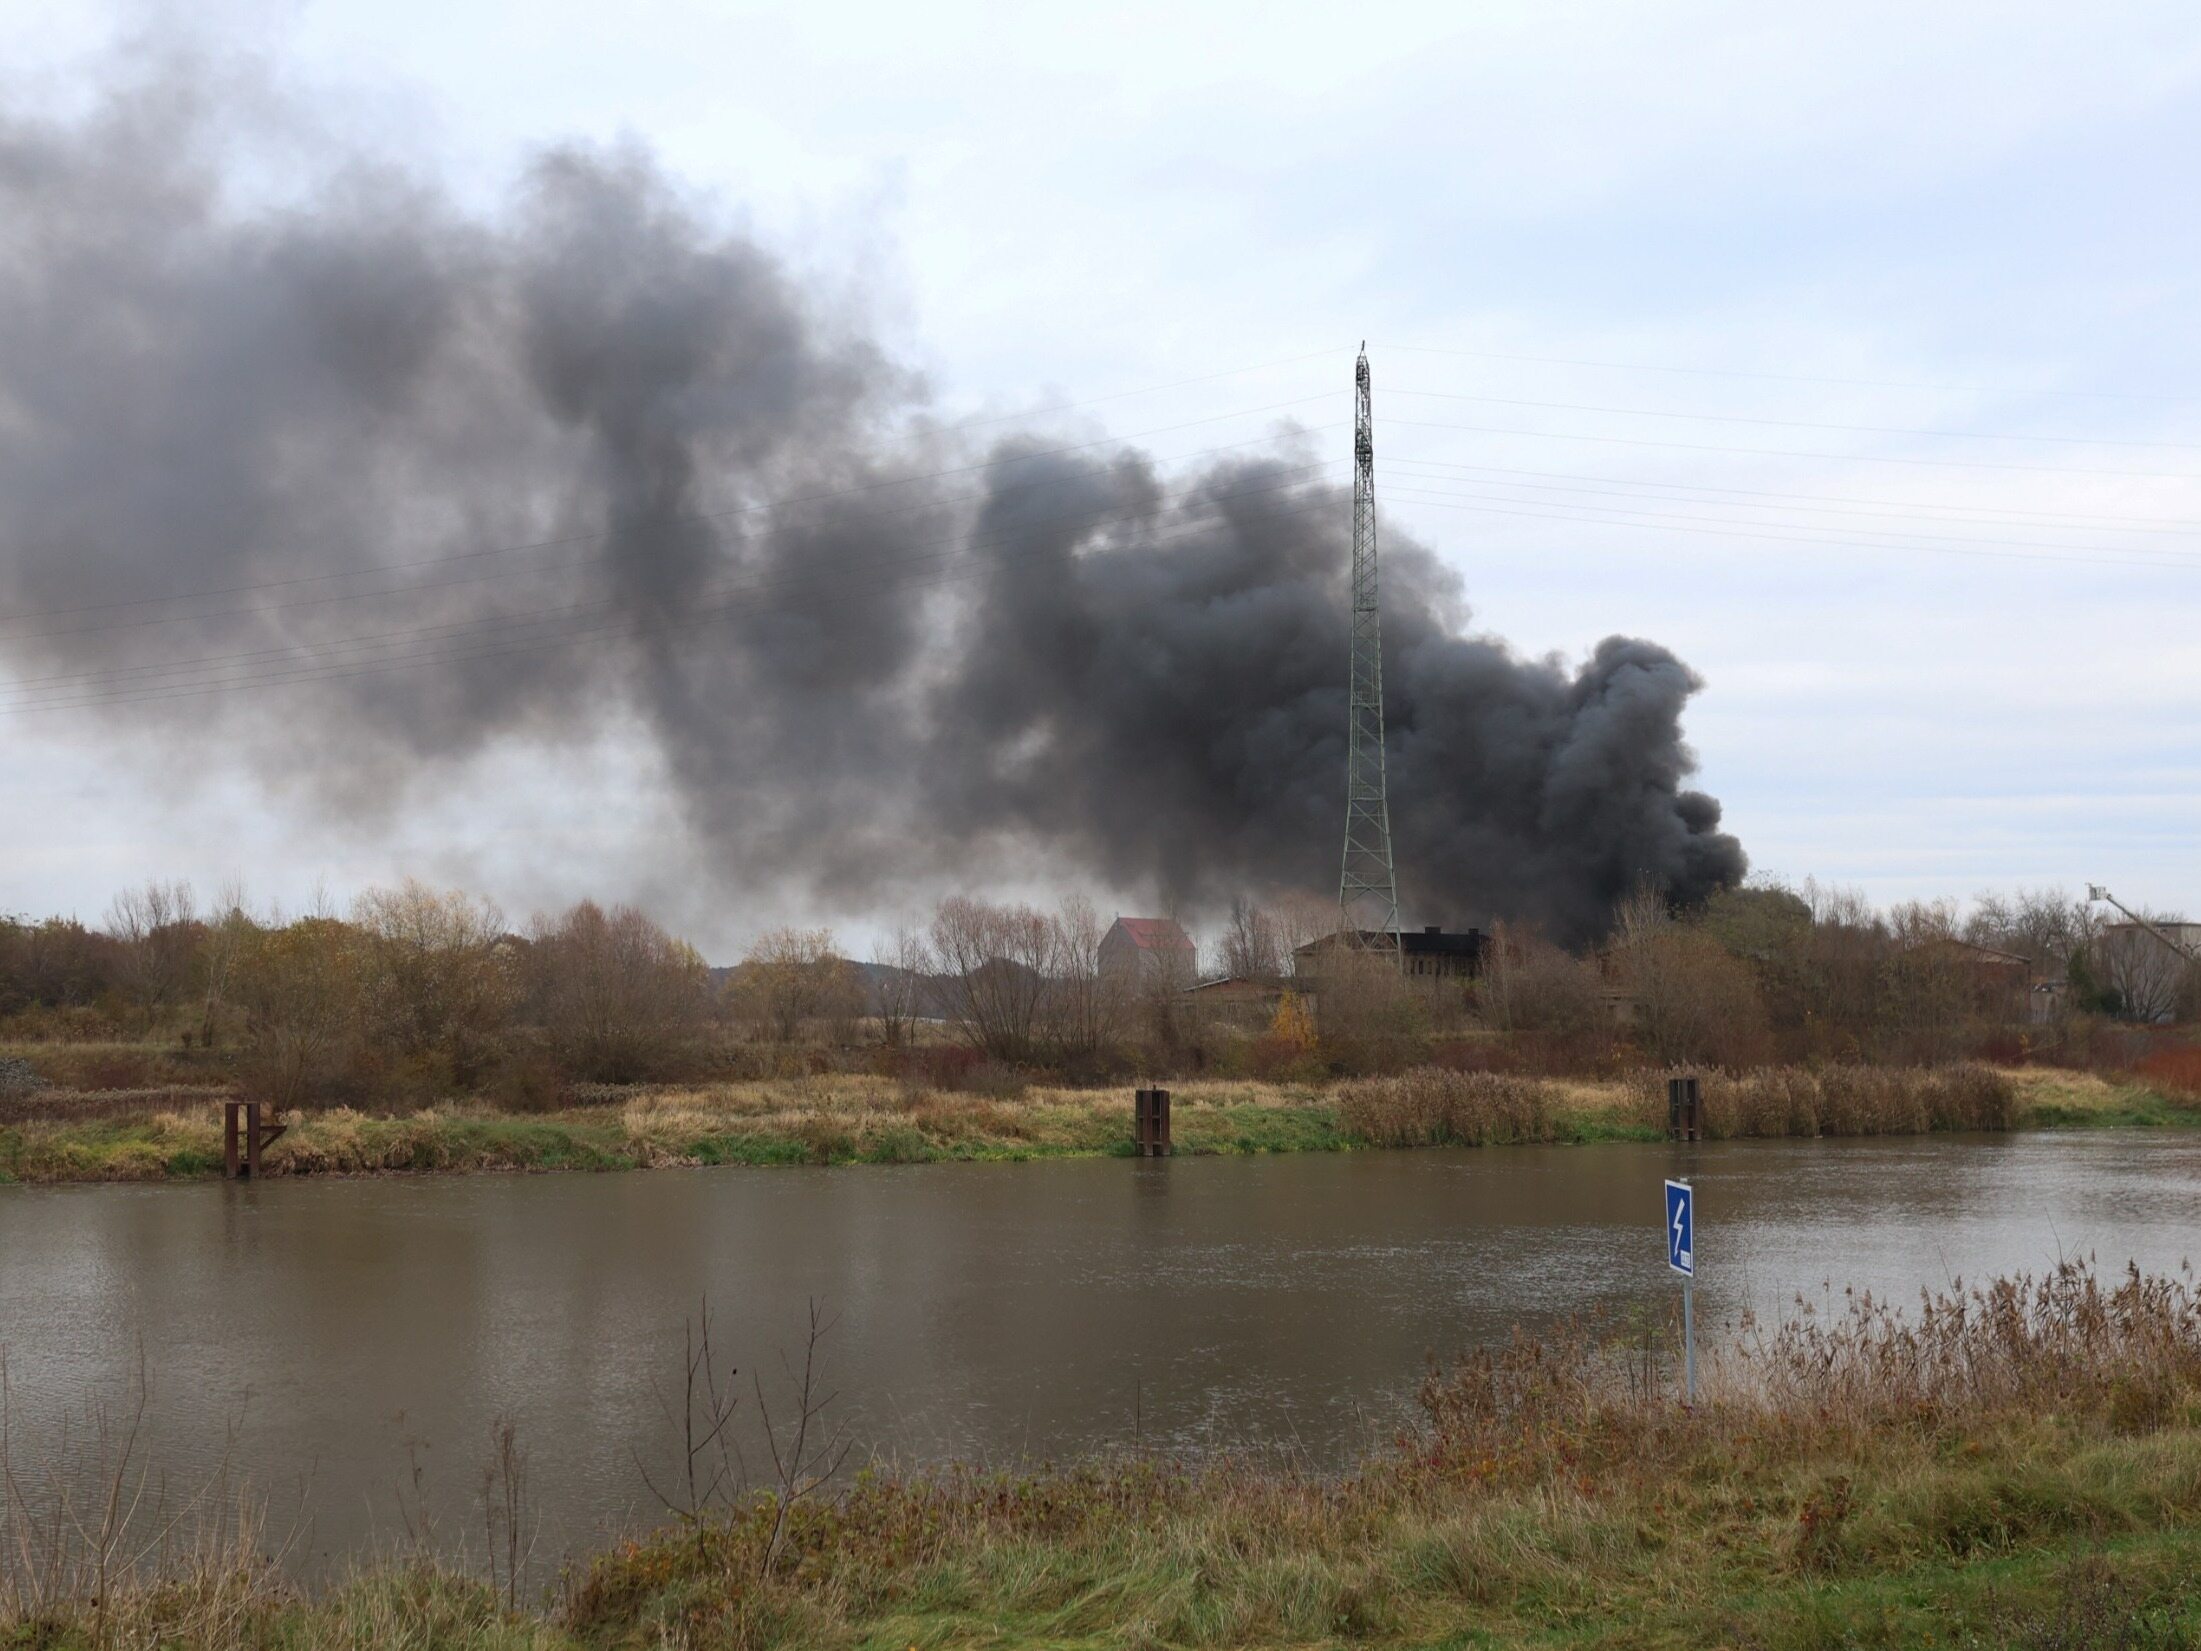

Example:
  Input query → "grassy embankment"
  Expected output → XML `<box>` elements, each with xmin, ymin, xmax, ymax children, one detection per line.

<box><xmin>14</xmin><ymin>1261</ymin><xmax>2201</xmax><ymax>1647</ymax></box>
<box><xmin>0</xmin><ymin>1054</ymin><xmax>2194</xmax><ymax>1183</ymax></box>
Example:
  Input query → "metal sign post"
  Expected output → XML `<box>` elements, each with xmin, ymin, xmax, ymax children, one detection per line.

<box><xmin>1664</xmin><ymin>1177</ymin><xmax>1695</xmax><ymax>1404</ymax></box>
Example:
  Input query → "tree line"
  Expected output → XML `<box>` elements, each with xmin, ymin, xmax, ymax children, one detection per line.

<box><xmin>3</xmin><ymin>875</ymin><xmax>2191</xmax><ymax>1102</ymax></box>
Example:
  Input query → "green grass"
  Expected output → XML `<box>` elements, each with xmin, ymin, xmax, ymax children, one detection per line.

<box><xmin>2016</xmin><ymin>1079</ymin><xmax>2201</xmax><ymax>1131</ymax></box>
<box><xmin>21</xmin><ymin>1419</ymin><xmax>2201</xmax><ymax>1648</ymax></box>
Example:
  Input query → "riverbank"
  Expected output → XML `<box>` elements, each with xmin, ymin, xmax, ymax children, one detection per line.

<box><xmin>0</xmin><ymin>1064</ymin><xmax>2190</xmax><ymax>1183</ymax></box>
<box><xmin>11</xmin><ymin>1260</ymin><xmax>2201</xmax><ymax>1648</ymax></box>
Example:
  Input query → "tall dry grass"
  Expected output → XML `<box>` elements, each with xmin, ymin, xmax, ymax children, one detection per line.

<box><xmin>1620</xmin><ymin>1062</ymin><xmax>2016</xmax><ymax>1138</ymax></box>
<box><xmin>1412</xmin><ymin>1257</ymin><xmax>2200</xmax><ymax>1482</ymax></box>
<box><xmin>1339</xmin><ymin>1062</ymin><xmax>2015</xmax><ymax>1148</ymax></box>
<box><xmin>1334</xmin><ymin>1068</ymin><xmax>1555</xmax><ymax>1146</ymax></box>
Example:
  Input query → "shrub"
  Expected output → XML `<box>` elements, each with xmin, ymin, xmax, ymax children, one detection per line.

<box><xmin>964</xmin><ymin>1061</ymin><xmax>1030</xmax><ymax>1100</ymax></box>
<box><xmin>1314</xmin><ymin>951</ymin><xmax>1430</xmax><ymax>1073</ymax></box>
<box><xmin>1415</xmin><ymin>1316</ymin><xmax>1603</xmax><ymax>1476</ymax></box>
<box><xmin>486</xmin><ymin>1050</ymin><xmax>575</xmax><ymax>1115</ymax></box>
<box><xmin>1616</xmin><ymin>927</ymin><xmax>1775</xmax><ymax>1068</ymax></box>
<box><xmin>2137</xmin><ymin>1044</ymin><xmax>2201</xmax><ymax>1098</ymax></box>
<box><xmin>1241</xmin><ymin>1032</ymin><xmax>1327</xmax><ymax>1083</ymax></box>
<box><xmin>880</xmin><ymin>1044</ymin><xmax>987</xmax><ymax>1093</ymax></box>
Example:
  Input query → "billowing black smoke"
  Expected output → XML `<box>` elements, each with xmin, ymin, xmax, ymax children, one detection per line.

<box><xmin>0</xmin><ymin>61</ymin><xmax>1743</xmax><ymax>942</ymax></box>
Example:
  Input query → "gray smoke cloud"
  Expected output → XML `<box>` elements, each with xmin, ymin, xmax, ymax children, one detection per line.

<box><xmin>0</xmin><ymin>59</ymin><xmax>1744</xmax><ymax>943</ymax></box>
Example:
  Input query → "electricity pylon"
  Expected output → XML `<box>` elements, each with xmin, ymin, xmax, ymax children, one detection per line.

<box><xmin>1338</xmin><ymin>345</ymin><xmax>1400</xmax><ymax>953</ymax></box>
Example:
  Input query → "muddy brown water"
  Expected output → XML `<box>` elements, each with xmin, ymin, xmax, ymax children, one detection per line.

<box><xmin>2</xmin><ymin>1132</ymin><xmax>2197</xmax><ymax>1574</ymax></box>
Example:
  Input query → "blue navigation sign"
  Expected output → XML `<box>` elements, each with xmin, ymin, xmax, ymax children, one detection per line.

<box><xmin>1664</xmin><ymin>1178</ymin><xmax>1694</xmax><ymax>1277</ymax></box>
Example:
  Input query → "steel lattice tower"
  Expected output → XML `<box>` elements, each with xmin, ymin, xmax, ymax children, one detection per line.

<box><xmin>1338</xmin><ymin>345</ymin><xmax>1400</xmax><ymax>949</ymax></box>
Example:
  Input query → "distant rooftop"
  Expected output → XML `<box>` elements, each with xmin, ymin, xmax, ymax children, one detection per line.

<box><xmin>1108</xmin><ymin>916</ymin><xmax>1195</xmax><ymax>952</ymax></box>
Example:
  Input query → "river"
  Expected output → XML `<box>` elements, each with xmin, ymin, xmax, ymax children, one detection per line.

<box><xmin>2</xmin><ymin>1132</ymin><xmax>2195</xmax><ymax>1573</ymax></box>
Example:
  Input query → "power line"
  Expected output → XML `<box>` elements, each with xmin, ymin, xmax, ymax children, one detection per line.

<box><xmin>1387</xmin><ymin>386</ymin><xmax>2201</xmax><ymax>452</ymax></box>
<box><xmin>1374</xmin><ymin>340</ymin><xmax>2201</xmax><ymax>405</ymax></box>
<box><xmin>1381</xmin><ymin>466</ymin><xmax>2201</xmax><ymax>558</ymax></box>
<box><xmin>1377</xmin><ymin>483</ymin><xmax>2201</xmax><ymax>573</ymax></box>
<box><xmin>1382</xmin><ymin>413</ymin><xmax>2201</xmax><ymax>482</ymax></box>
<box><xmin>1382</xmin><ymin>456</ymin><xmax>2201</xmax><ymax>534</ymax></box>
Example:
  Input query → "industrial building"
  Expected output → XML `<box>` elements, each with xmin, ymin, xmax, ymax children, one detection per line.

<box><xmin>1294</xmin><ymin>925</ymin><xmax>1488</xmax><ymax>981</ymax></box>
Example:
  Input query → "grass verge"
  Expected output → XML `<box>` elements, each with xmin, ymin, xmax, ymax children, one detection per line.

<box><xmin>0</xmin><ymin>1065</ymin><xmax>2194</xmax><ymax>1184</ymax></box>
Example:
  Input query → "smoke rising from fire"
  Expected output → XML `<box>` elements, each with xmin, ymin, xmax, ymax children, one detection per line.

<box><xmin>0</xmin><ymin>60</ymin><xmax>1744</xmax><ymax>941</ymax></box>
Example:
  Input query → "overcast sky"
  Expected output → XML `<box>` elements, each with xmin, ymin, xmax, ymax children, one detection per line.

<box><xmin>6</xmin><ymin>1</ymin><xmax>2201</xmax><ymax>956</ymax></box>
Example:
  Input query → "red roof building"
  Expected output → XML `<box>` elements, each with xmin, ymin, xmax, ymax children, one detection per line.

<box><xmin>1099</xmin><ymin>916</ymin><xmax>1196</xmax><ymax>981</ymax></box>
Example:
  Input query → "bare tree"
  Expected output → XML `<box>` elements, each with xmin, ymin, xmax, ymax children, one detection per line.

<box><xmin>231</xmin><ymin>917</ymin><xmax>361</xmax><ymax>1106</ymax></box>
<box><xmin>1310</xmin><ymin>944</ymin><xmax>1423</xmax><ymax>1070</ymax></box>
<box><xmin>525</xmin><ymin>901</ymin><xmax>708</xmax><ymax>1080</ymax></box>
<box><xmin>928</xmin><ymin>896</ymin><xmax>1061</xmax><ymax>1062</ymax></box>
<box><xmin>1047</xmin><ymin>895</ymin><xmax>1126</xmax><ymax>1060</ymax></box>
<box><xmin>1219</xmin><ymin>894</ymin><xmax>1285</xmax><ymax>983</ymax></box>
<box><xmin>1611</xmin><ymin>923</ymin><xmax>1771</xmax><ymax>1067</ymax></box>
<box><xmin>1610</xmin><ymin>879</ymin><xmax>1671</xmax><ymax>948</ymax></box>
<box><xmin>871</xmin><ymin>925</ymin><xmax>933</xmax><ymax>1048</ymax></box>
<box><xmin>637</xmin><ymin>1300</ymin><xmax>741</xmax><ymax>1562</ymax></box>
<box><xmin>1480</xmin><ymin>922</ymin><xmax>1606</xmax><ymax>1042</ymax></box>
<box><xmin>1795</xmin><ymin>878</ymin><xmax>1889</xmax><ymax>1056</ymax></box>
<box><xmin>193</xmin><ymin>881</ymin><xmax>254</xmax><ymax>1049</ymax></box>
<box><xmin>1269</xmin><ymin>891</ymin><xmax>1341</xmax><ymax>981</ymax></box>
<box><xmin>353</xmin><ymin>880</ymin><xmax>512</xmax><ymax>1083</ymax></box>
<box><xmin>734</xmin><ymin>927</ymin><xmax>862</xmax><ymax>1044</ymax></box>
<box><xmin>1882</xmin><ymin>899</ymin><xmax>1982</xmax><ymax>1060</ymax></box>
<box><xmin>755</xmin><ymin>1299</ymin><xmax>851</xmax><ymax>1581</ymax></box>
<box><xmin>1966</xmin><ymin>886</ymin><xmax>2097</xmax><ymax>974</ymax></box>
<box><xmin>2091</xmin><ymin>910</ymin><xmax>2193</xmax><ymax>1023</ymax></box>
<box><xmin>477</xmin><ymin>1416</ymin><xmax>533</xmax><ymax>1613</ymax></box>
<box><xmin>1135</xmin><ymin>918</ymin><xmax>1200</xmax><ymax>1048</ymax></box>
<box><xmin>105</xmin><ymin>879</ymin><xmax>199</xmax><ymax>1020</ymax></box>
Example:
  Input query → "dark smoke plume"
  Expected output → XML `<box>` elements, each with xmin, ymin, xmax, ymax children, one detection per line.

<box><xmin>0</xmin><ymin>61</ymin><xmax>1743</xmax><ymax>942</ymax></box>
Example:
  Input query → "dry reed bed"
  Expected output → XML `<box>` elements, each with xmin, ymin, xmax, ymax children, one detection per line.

<box><xmin>1336</xmin><ymin>1062</ymin><xmax>2016</xmax><ymax>1146</ymax></box>
<box><xmin>1420</xmin><ymin>1258</ymin><xmax>2201</xmax><ymax>1469</ymax></box>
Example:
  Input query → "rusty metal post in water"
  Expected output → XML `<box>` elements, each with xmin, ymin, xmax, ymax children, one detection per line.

<box><xmin>1667</xmin><ymin>1075</ymin><xmax>1702</xmax><ymax>1141</ymax></box>
<box><xmin>1133</xmin><ymin>1088</ymin><xmax>1173</xmax><ymax>1157</ymax></box>
<box><xmin>223</xmin><ymin>1101</ymin><xmax>288</xmax><ymax>1179</ymax></box>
